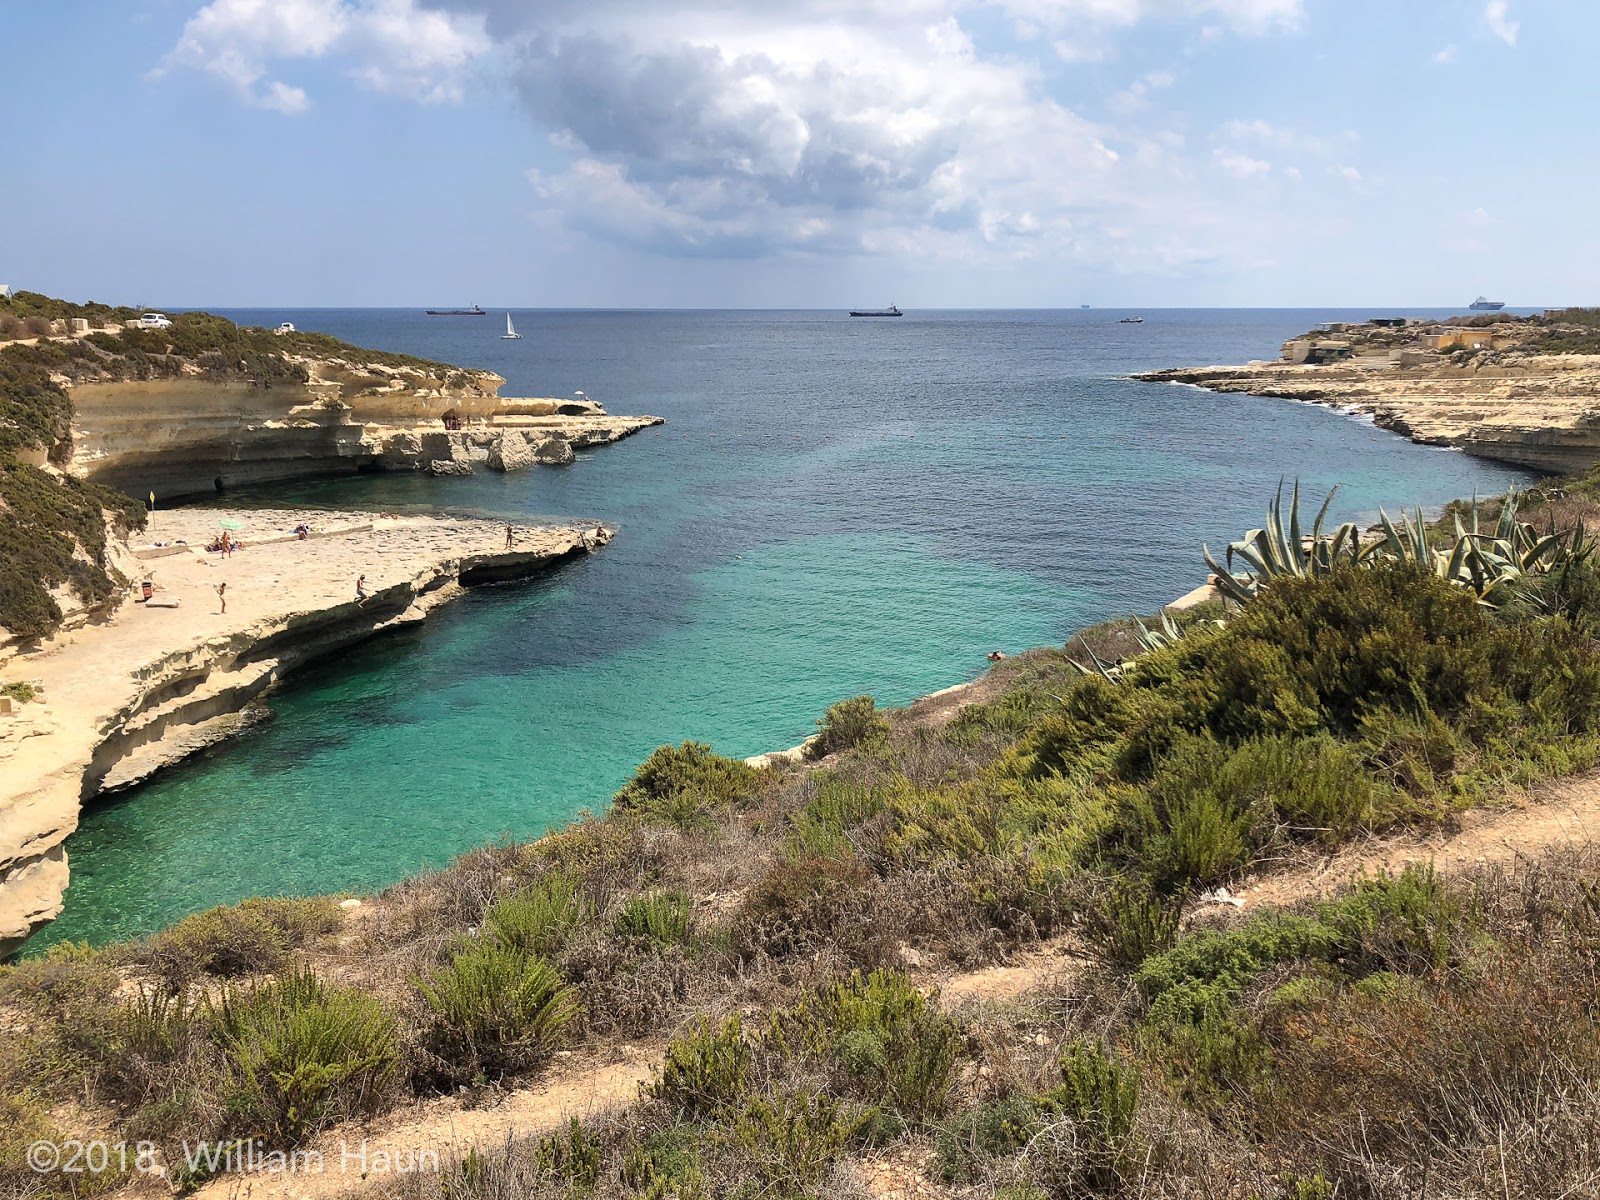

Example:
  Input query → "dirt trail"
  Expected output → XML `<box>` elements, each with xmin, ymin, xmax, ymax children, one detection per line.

<box><xmin>1232</xmin><ymin>772</ymin><xmax>1600</xmax><ymax>910</ymax></box>
<box><xmin>149</xmin><ymin>772</ymin><xmax>1600</xmax><ymax>1200</ymax></box>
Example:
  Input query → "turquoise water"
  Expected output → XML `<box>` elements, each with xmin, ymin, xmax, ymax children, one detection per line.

<box><xmin>32</xmin><ymin>309</ymin><xmax>1533</xmax><ymax>949</ymax></box>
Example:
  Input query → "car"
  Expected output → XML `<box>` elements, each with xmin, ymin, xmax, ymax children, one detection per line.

<box><xmin>275</xmin><ymin>322</ymin><xmax>296</xmax><ymax>335</ymax></box>
<box><xmin>138</xmin><ymin>312</ymin><xmax>172</xmax><ymax>329</ymax></box>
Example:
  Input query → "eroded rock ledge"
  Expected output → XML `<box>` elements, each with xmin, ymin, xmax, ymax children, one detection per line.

<box><xmin>1134</xmin><ymin>351</ymin><xmax>1600</xmax><ymax>475</ymax></box>
<box><xmin>67</xmin><ymin>374</ymin><xmax>661</xmax><ymax>499</ymax></box>
<box><xmin>0</xmin><ymin>511</ymin><xmax>613</xmax><ymax>955</ymax></box>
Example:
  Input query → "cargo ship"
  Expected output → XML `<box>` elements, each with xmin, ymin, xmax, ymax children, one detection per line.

<box><xmin>425</xmin><ymin>305</ymin><xmax>486</xmax><ymax>316</ymax></box>
<box><xmin>849</xmin><ymin>304</ymin><xmax>902</xmax><ymax>317</ymax></box>
<box><xmin>1468</xmin><ymin>296</ymin><xmax>1505</xmax><ymax>311</ymax></box>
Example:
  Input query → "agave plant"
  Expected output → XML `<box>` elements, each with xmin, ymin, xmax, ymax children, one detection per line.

<box><xmin>1069</xmin><ymin>610</ymin><xmax>1219</xmax><ymax>684</ymax></box>
<box><xmin>1376</xmin><ymin>490</ymin><xmax>1588</xmax><ymax>604</ymax></box>
<box><xmin>1203</xmin><ymin>480</ymin><xmax>1373</xmax><ymax>606</ymax></box>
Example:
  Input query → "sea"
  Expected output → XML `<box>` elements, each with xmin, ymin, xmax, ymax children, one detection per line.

<box><xmin>28</xmin><ymin>308</ymin><xmax>1534</xmax><ymax>950</ymax></box>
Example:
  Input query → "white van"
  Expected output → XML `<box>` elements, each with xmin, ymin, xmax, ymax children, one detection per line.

<box><xmin>138</xmin><ymin>312</ymin><xmax>172</xmax><ymax>329</ymax></box>
<box><xmin>275</xmin><ymin>322</ymin><xmax>296</xmax><ymax>335</ymax></box>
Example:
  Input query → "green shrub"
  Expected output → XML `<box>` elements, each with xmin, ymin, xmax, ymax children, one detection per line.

<box><xmin>768</xmin><ymin>969</ymin><xmax>963</xmax><ymax>1122</ymax></box>
<box><xmin>1320</xmin><ymin>863</ymin><xmax>1467</xmax><ymax>976</ymax></box>
<box><xmin>532</xmin><ymin>1116</ymin><xmax>603</xmax><ymax>1189</ymax></box>
<box><xmin>614</xmin><ymin>889</ymin><xmax>693</xmax><ymax>946</ymax></box>
<box><xmin>208</xmin><ymin>967</ymin><xmax>398</xmax><ymax>1144</ymax></box>
<box><xmin>416</xmin><ymin>939</ymin><xmax>579</xmax><ymax>1082</ymax></box>
<box><xmin>1</xmin><ymin>680</ymin><xmax>35</xmax><ymax>703</ymax></box>
<box><xmin>484</xmin><ymin>873</ymin><xmax>584</xmax><ymax>956</ymax></box>
<box><xmin>731</xmin><ymin>1089</ymin><xmax>877</xmax><ymax>1198</ymax></box>
<box><xmin>1081</xmin><ymin>879</ymin><xmax>1183</xmax><ymax>969</ymax></box>
<box><xmin>613</xmin><ymin>740</ymin><xmax>765</xmax><ymax>827</ymax></box>
<box><xmin>805</xmin><ymin>695</ymin><xmax>890</xmax><ymax>760</ymax></box>
<box><xmin>934</xmin><ymin>1095</ymin><xmax>1040</xmax><ymax>1182</ymax></box>
<box><xmin>138</xmin><ymin>896</ymin><xmax>343</xmax><ymax>987</ymax></box>
<box><xmin>1035</xmin><ymin>1041</ymin><xmax>1141</xmax><ymax>1189</ymax></box>
<box><xmin>784</xmin><ymin>775</ymin><xmax>885</xmax><ymax>859</ymax></box>
<box><xmin>649</xmin><ymin>1013</ymin><xmax>751</xmax><ymax>1117</ymax></box>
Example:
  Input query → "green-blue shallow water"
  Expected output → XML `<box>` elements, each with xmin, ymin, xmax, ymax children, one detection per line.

<box><xmin>31</xmin><ymin>309</ymin><xmax>1534</xmax><ymax>950</ymax></box>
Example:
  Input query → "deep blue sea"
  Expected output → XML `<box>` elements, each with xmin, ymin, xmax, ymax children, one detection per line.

<box><xmin>32</xmin><ymin>309</ymin><xmax>1533</xmax><ymax>949</ymax></box>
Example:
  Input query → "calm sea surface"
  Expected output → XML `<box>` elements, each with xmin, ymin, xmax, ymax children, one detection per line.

<box><xmin>32</xmin><ymin>309</ymin><xmax>1532</xmax><ymax>949</ymax></box>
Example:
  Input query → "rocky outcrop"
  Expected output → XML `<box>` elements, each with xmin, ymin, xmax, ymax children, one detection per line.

<box><xmin>487</xmin><ymin>430</ymin><xmax>534</xmax><ymax>472</ymax></box>
<box><xmin>64</xmin><ymin>372</ymin><xmax>662</xmax><ymax>498</ymax></box>
<box><xmin>0</xmin><ymin>514</ymin><xmax>609</xmax><ymax>955</ymax></box>
<box><xmin>1134</xmin><ymin>353</ymin><xmax>1600</xmax><ymax>474</ymax></box>
<box><xmin>428</xmin><ymin>459</ymin><xmax>473</xmax><ymax>477</ymax></box>
<box><xmin>534</xmin><ymin>436</ymin><xmax>575</xmax><ymax>465</ymax></box>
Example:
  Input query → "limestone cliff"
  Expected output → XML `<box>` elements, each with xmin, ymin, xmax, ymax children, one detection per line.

<box><xmin>1134</xmin><ymin>314</ymin><xmax>1600</xmax><ymax>474</ymax></box>
<box><xmin>0</xmin><ymin>300</ymin><xmax>661</xmax><ymax>653</ymax></box>
<box><xmin>0</xmin><ymin>513</ymin><xmax>610</xmax><ymax>955</ymax></box>
<box><xmin>65</xmin><ymin>355</ymin><xmax>656</xmax><ymax>498</ymax></box>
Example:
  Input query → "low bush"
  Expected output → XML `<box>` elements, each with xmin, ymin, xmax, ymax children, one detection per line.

<box><xmin>934</xmin><ymin>1095</ymin><xmax>1039</xmax><ymax>1183</ymax></box>
<box><xmin>614</xmin><ymin>890</ymin><xmax>693</xmax><ymax>946</ymax></box>
<box><xmin>767</xmin><ymin>969</ymin><xmax>963</xmax><ymax>1123</ymax></box>
<box><xmin>612</xmin><ymin>740</ymin><xmax>765</xmax><ymax>827</ymax></box>
<box><xmin>416</xmin><ymin>939</ymin><xmax>579</xmax><ymax>1082</ymax></box>
<box><xmin>730</xmin><ymin>1088</ymin><xmax>877</xmax><ymax>1197</ymax></box>
<box><xmin>1033</xmin><ymin>1041</ymin><xmax>1142</xmax><ymax>1191</ymax></box>
<box><xmin>135</xmin><ymin>896</ymin><xmax>343</xmax><ymax>987</ymax></box>
<box><xmin>649</xmin><ymin>1013</ymin><xmax>752</xmax><ymax>1118</ymax></box>
<box><xmin>805</xmin><ymin>695</ymin><xmax>890</xmax><ymax>760</ymax></box>
<box><xmin>484</xmin><ymin>873</ymin><xmax>585</xmax><ymax>957</ymax></box>
<box><xmin>208</xmin><ymin>967</ymin><xmax>398</xmax><ymax>1144</ymax></box>
<box><xmin>1081</xmin><ymin>879</ymin><xmax>1184</xmax><ymax>969</ymax></box>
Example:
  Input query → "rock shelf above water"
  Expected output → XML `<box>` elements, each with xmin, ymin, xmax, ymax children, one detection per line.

<box><xmin>0</xmin><ymin>509</ymin><xmax>613</xmax><ymax>955</ymax></box>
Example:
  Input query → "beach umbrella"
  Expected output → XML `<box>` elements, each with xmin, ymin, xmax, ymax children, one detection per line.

<box><xmin>217</xmin><ymin>518</ymin><xmax>245</xmax><ymax>530</ymax></box>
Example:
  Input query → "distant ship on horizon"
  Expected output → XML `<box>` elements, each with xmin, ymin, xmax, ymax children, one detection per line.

<box><xmin>1469</xmin><ymin>296</ymin><xmax>1506</xmax><ymax>311</ymax></box>
<box><xmin>426</xmin><ymin>304</ymin><xmax>486</xmax><ymax>316</ymax></box>
<box><xmin>849</xmin><ymin>304</ymin><xmax>902</xmax><ymax>317</ymax></box>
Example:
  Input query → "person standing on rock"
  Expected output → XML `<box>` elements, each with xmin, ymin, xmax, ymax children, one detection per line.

<box><xmin>215</xmin><ymin>582</ymin><xmax>227</xmax><ymax>614</ymax></box>
<box><xmin>356</xmin><ymin>575</ymin><xmax>369</xmax><ymax>606</ymax></box>
<box><xmin>505</xmin><ymin>523</ymin><xmax>514</xmax><ymax>550</ymax></box>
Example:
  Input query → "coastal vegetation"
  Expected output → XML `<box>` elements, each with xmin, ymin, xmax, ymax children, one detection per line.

<box><xmin>0</xmin><ymin>292</ymin><xmax>478</xmax><ymax>642</ymax></box>
<box><xmin>5</xmin><ymin>478</ymin><xmax>1600</xmax><ymax>1197</ymax></box>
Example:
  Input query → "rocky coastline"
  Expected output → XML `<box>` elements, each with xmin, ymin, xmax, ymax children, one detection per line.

<box><xmin>0</xmin><ymin>510</ymin><xmax>614</xmax><ymax>955</ymax></box>
<box><xmin>1134</xmin><ymin>316</ymin><xmax>1600</xmax><ymax>474</ymax></box>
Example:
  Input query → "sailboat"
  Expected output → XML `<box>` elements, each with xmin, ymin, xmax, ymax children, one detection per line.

<box><xmin>501</xmin><ymin>313</ymin><xmax>522</xmax><ymax>340</ymax></box>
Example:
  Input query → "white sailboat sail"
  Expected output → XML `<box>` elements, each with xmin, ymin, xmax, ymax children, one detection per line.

<box><xmin>501</xmin><ymin>313</ymin><xmax>521</xmax><ymax>339</ymax></box>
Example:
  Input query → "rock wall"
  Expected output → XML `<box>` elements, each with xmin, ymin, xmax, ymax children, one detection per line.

<box><xmin>65</xmin><ymin>374</ymin><xmax>658</xmax><ymax>498</ymax></box>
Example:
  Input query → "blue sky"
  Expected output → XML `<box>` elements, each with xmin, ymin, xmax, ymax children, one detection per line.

<box><xmin>0</xmin><ymin>0</ymin><xmax>1588</xmax><ymax>307</ymax></box>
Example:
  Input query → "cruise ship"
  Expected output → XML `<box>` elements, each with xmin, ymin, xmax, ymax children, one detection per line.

<box><xmin>1468</xmin><ymin>296</ymin><xmax>1505</xmax><ymax>311</ymax></box>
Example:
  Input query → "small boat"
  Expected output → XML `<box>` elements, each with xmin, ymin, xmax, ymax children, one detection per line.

<box><xmin>426</xmin><ymin>305</ymin><xmax>486</xmax><ymax>316</ymax></box>
<box><xmin>501</xmin><ymin>313</ymin><xmax>522</xmax><ymax>340</ymax></box>
<box><xmin>849</xmin><ymin>304</ymin><xmax>902</xmax><ymax>317</ymax></box>
<box><xmin>1119</xmin><ymin>316</ymin><xmax>1144</xmax><ymax>324</ymax></box>
<box><xmin>1469</xmin><ymin>296</ymin><xmax>1506</xmax><ymax>311</ymax></box>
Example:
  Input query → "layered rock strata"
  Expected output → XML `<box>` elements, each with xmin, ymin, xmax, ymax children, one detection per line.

<box><xmin>1134</xmin><ymin>353</ymin><xmax>1600</xmax><ymax>474</ymax></box>
<box><xmin>66</xmin><ymin>374</ymin><xmax>660</xmax><ymax>497</ymax></box>
<box><xmin>0</xmin><ymin>510</ymin><xmax>611</xmax><ymax>954</ymax></box>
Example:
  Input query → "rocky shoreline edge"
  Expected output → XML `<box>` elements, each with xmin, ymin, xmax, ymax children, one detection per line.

<box><xmin>0</xmin><ymin>512</ymin><xmax>614</xmax><ymax>955</ymax></box>
<box><xmin>1131</xmin><ymin>352</ymin><xmax>1600</xmax><ymax>476</ymax></box>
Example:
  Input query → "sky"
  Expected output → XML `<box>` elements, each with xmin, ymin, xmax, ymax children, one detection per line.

<box><xmin>0</xmin><ymin>0</ymin><xmax>1589</xmax><ymax>308</ymax></box>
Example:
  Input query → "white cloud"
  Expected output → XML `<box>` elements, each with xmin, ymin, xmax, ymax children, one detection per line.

<box><xmin>1111</xmin><ymin>68</ymin><xmax>1177</xmax><ymax>112</ymax></box>
<box><xmin>1432</xmin><ymin>43</ymin><xmax>1458</xmax><ymax>64</ymax></box>
<box><xmin>157</xmin><ymin>0</ymin><xmax>1326</xmax><ymax>271</ymax></box>
<box><xmin>1484</xmin><ymin>0</ymin><xmax>1518</xmax><ymax>46</ymax></box>
<box><xmin>995</xmin><ymin>0</ymin><xmax>1304</xmax><ymax>35</ymax></box>
<box><xmin>160</xmin><ymin>0</ymin><xmax>489</xmax><ymax>110</ymax></box>
<box><xmin>1214</xmin><ymin>150</ymin><xmax>1270</xmax><ymax>179</ymax></box>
